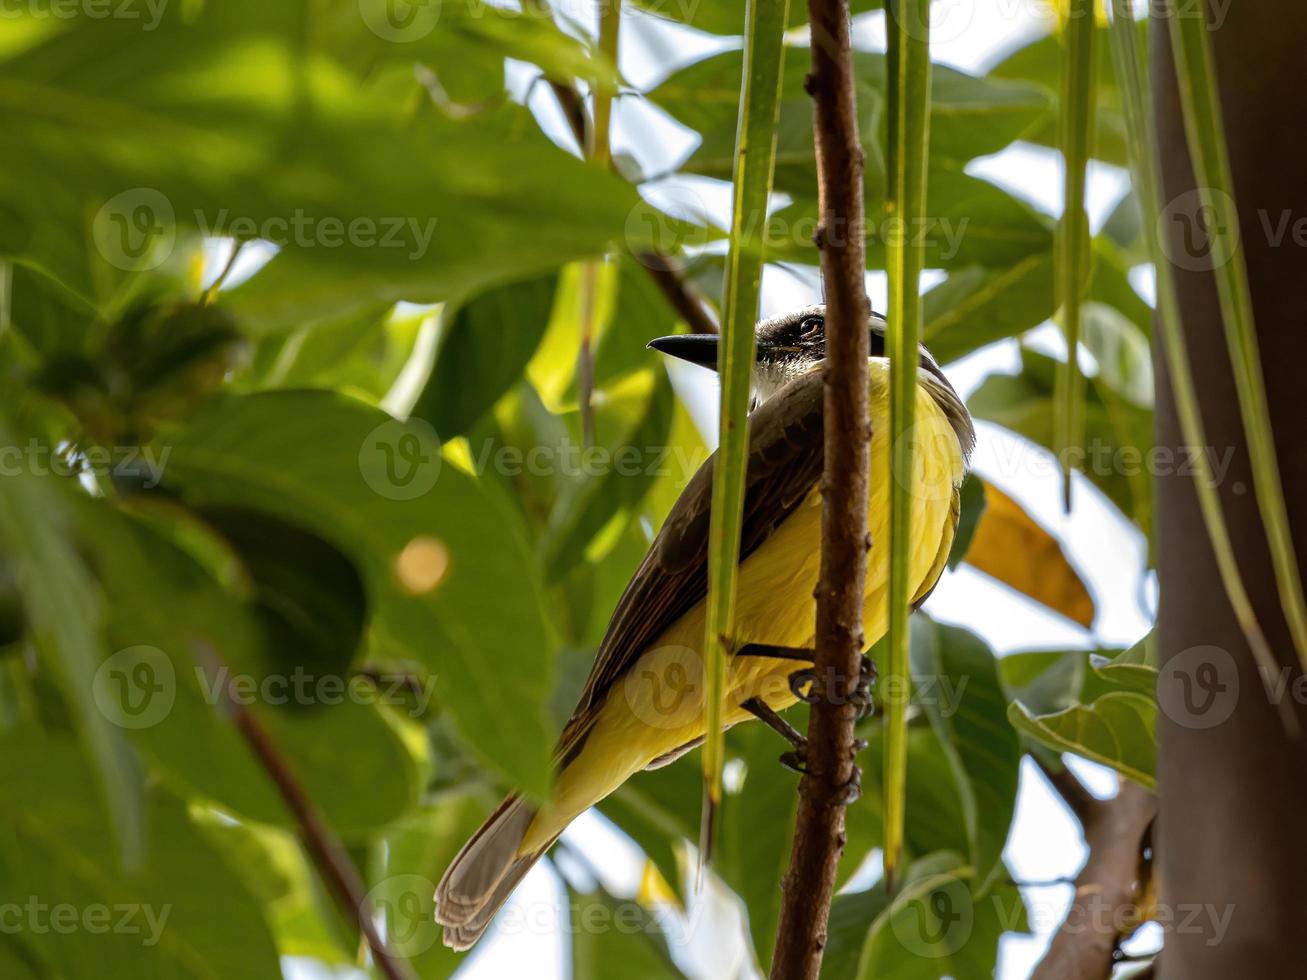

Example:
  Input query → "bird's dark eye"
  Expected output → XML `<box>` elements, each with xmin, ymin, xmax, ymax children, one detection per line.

<box><xmin>799</xmin><ymin>315</ymin><xmax>824</xmax><ymax>340</ymax></box>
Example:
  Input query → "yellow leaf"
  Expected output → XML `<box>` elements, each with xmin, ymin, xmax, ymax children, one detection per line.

<box><xmin>965</xmin><ymin>482</ymin><xmax>1094</xmax><ymax>627</ymax></box>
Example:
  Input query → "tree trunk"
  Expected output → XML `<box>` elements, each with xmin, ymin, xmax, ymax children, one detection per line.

<box><xmin>1152</xmin><ymin>4</ymin><xmax>1307</xmax><ymax>976</ymax></box>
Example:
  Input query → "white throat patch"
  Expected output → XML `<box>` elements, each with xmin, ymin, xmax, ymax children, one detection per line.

<box><xmin>752</xmin><ymin>356</ymin><xmax>817</xmax><ymax>405</ymax></box>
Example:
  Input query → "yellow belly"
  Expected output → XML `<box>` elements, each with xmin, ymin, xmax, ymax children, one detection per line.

<box><xmin>522</xmin><ymin>361</ymin><xmax>965</xmax><ymax>852</ymax></box>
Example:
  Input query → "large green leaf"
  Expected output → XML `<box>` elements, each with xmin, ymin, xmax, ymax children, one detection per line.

<box><xmin>650</xmin><ymin>49</ymin><xmax>1049</xmax><ymax>198</ymax></box>
<box><xmin>540</xmin><ymin>370</ymin><xmax>675</xmax><ymax>580</ymax></box>
<box><xmin>74</xmin><ymin>496</ymin><xmax>424</xmax><ymax>835</ymax></box>
<box><xmin>768</xmin><ymin>168</ymin><xmax>1052</xmax><ymax>273</ymax></box>
<box><xmin>922</xmin><ymin>254</ymin><xmax>1054</xmax><ymax>364</ymax></box>
<box><xmin>568</xmin><ymin>884</ymin><xmax>683</xmax><ymax>980</ymax></box>
<box><xmin>923</xmin><ymin>235</ymin><xmax>1149</xmax><ymax>365</ymax></box>
<box><xmin>908</xmin><ymin>620</ymin><xmax>1020</xmax><ymax>894</ymax></box>
<box><xmin>1008</xmin><ymin>692</ymin><xmax>1156</xmax><ymax>788</ymax></box>
<box><xmin>968</xmin><ymin>346</ymin><xmax>1151</xmax><ymax>535</ymax></box>
<box><xmin>632</xmin><ymin>0</ymin><xmax>881</xmax><ymax>36</ymax></box>
<box><xmin>414</xmin><ymin>272</ymin><xmax>559</xmax><ymax>439</ymax></box>
<box><xmin>0</xmin><ymin>6</ymin><xmax>645</xmax><ymax>322</ymax></box>
<box><xmin>0</xmin><ymin>733</ymin><xmax>281</xmax><ymax>979</ymax></box>
<box><xmin>820</xmin><ymin>852</ymin><xmax>1028</xmax><ymax>980</ymax></box>
<box><xmin>238</xmin><ymin>303</ymin><xmax>415</xmax><ymax>402</ymax></box>
<box><xmin>987</xmin><ymin>22</ymin><xmax>1131</xmax><ymax>165</ymax></box>
<box><xmin>161</xmin><ymin>390</ymin><xmax>559</xmax><ymax>796</ymax></box>
<box><xmin>0</xmin><ymin>448</ymin><xmax>144</xmax><ymax>861</ymax></box>
<box><xmin>718</xmin><ymin>725</ymin><xmax>800</xmax><ymax>963</ymax></box>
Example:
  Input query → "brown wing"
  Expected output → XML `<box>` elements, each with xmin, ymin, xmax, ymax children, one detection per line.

<box><xmin>557</xmin><ymin>366</ymin><xmax>827</xmax><ymax>759</ymax></box>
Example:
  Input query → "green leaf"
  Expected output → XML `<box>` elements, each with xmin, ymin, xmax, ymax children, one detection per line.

<box><xmin>718</xmin><ymin>724</ymin><xmax>799</xmax><ymax>961</ymax></box>
<box><xmin>161</xmin><ymin>390</ymin><xmax>558</xmax><ymax>796</ymax></box>
<box><xmin>988</xmin><ymin>21</ymin><xmax>1131</xmax><ymax>165</ymax></box>
<box><xmin>945</xmin><ymin>475</ymin><xmax>985</xmax><ymax>570</ymax></box>
<box><xmin>830</xmin><ymin>852</ymin><xmax>1027</xmax><ymax>980</ymax></box>
<box><xmin>922</xmin><ymin>253</ymin><xmax>1054</xmax><ymax>365</ymax></box>
<box><xmin>196</xmin><ymin>506</ymin><xmax>368</xmax><ymax>677</ymax></box>
<box><xmin>908</xmin><ymin>620</ymin><xmax>1021</xmax><ymax>893</ymax></box>
<box><xmin>999</xmin><ymin>650</ymin><xmax>1086</xmax><ymax>717</ymax></box>
<box><xmin>73</xmin><ymin>497</ymin><xmax>424</xmax><ymax>835</ymax></box>
<box><xmin>768</xmin><ymin>168</ymin><xmax>1053</xmax><ymax>273</ymax></box>
<box><xmin>968</xmin><ymin>346</ymin><xmax>1152</xmax><ymax>535</ymax></box>
<box><xmin>567</xmin><ymin>884</ymin><xmax>683</xmax><ymax>979</ymax></box>
<box><xmin>1008</xmin><ymin>692</ymin><xmax>1156</xmax><ymax>788</ymax></box>
<box><xmin>0</xmin><ymin>8</ymin><xmax>645</xmax><ymax>320</ymax></box>
<box><xmin>600</xmin><ymin>756</ymin><xmax>701</xmax><ymax>905</ymax></box>
<box><xmin>541</xmin><ymin>370</ymin><xmax>675</xmax><ymax>580</ymax></box>
<box><xmin>650</xmin><ymin>49</ymin><xmax>1049</xmax><ymax>200</ymax></box>
<box><xmin>414</xmin><ymin>272</ymin><xmax>558</xmax><ymax>439</ymax></box>
<box><xmin>1054</xmin><ymin>0</ymin><xmax>1098</xmax><ymax>508</ymax></box>
<box><xmin>883</xmin><ymin>0</ymin><xmax>932</xmax><ymax>892</ymax></box>
<box><xmin>1080</xmin><ymin>301</ymin><xmax>1153</xmax><ymax>407</ymax></box>
<box><xmin>701</xmin><ymin>0</ymin><xmax>790</xmax><ymax>858</ymax></box>
<box><xmin>632</xmin><ymin>0</ymin><xmax>880</xmax><ymax>36</ymax></box>
<box><xmin>0</xmin><ymin>732</ymin><xmax>281</xmax><ymax>979</ymax></box>
<box><xmin>0</xmin><ymin>443</ymin><xmax>144</xmax><ymax>863</ymax></box>
<box><xmin>239</xmin><ymin>303</ymin><xmax>415</xmax><ymax>401</ymax></box>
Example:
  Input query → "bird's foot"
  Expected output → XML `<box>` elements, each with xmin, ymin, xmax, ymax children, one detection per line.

<box><xmin>779</xmin><ymin>746</ymin><xmax>809</xmax><ymax>774</ymax></box>
<box><xmin>834</xmin><ymin>764</ymin><xmax>863</xmax><ymax>805</ymax></box>
<box><xmin>786</xmin><ymin>654</ymin><xmax>876</xmax><ymax>717</ymax></box>
<box><xmin>852</xmin><ymin>654</ymin><xmax>877</xmax><ymax>720</ymax></box>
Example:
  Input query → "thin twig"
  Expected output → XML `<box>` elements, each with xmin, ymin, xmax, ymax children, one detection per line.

<box><xmin>768</xmin><ymin>0</ymin><xmax>870</xmax><ymax>976</ymax></box>
<box><xmin>523</xmin><ymin>0</ymin><xmax>718</xmax><ymax>336</ymax></box>
<box><xmin>1031</xmin><ymin>781</ymin><xmax>1156</xmax><ymax>980</ymax></box>
<box><xmin>201</xmin><ymin>241</ymin><xmax>246</xmax><ymax>305</ymax></box>
<box><xmin>193</xmin><ymin>642</ymin><xmax>413</xmax><ymax>980</ymax></box>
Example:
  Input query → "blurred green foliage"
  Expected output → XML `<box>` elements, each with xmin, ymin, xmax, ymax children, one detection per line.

<box><xmin>0</xmin><ymin>2</ymin><xmax>1159</xmax><ymax>977</ymax></box>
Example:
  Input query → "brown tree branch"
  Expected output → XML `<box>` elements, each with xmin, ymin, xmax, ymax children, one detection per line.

<box><xmin>1031</xmin><ymin>780</ymin><xmax>1156</xmax><ymax>980</ymax></box>
<box><xmin>1034</xmin><ymin>752</ymin><xmax>1103</xmax><ymax>826</ymax></box>
<box><xmin>768</xmin><ymin>0</ymin><xmax>870</xmax><ymax>977</ymax></box>
<box><xmin>194</xmin><ymin>643</ymin><xmax>413</xmax><ymax>980</ymax></box>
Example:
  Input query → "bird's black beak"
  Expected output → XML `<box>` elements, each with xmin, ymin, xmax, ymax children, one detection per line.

<box><xmin>647</xmin><ymin>334</ymin><xmax>720</xmax><ymax>371</ymax></box>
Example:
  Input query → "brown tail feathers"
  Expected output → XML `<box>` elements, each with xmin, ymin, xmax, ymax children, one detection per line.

<box><xmin>433</xmin><ymin>794</ymin><xmax>557</xmax><ymax>951</ymax></box>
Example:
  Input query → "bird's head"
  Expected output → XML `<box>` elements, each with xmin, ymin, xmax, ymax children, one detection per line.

<box><xmin>647</xmin><ymin>303</ymin><xmax>952</xmax><ymax>405</ymax></box>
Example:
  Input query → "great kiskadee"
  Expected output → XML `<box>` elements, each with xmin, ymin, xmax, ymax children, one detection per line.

<box><xmin>435</xmin><ymin>305</ymin><xmax>975</xmax><ymax>949</ymax></box>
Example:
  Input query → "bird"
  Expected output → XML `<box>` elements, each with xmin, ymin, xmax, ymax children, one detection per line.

<box><xmin>434</xmin><ymin>304</ymin><xmax>975</xmax><ymax>950</ymax></box>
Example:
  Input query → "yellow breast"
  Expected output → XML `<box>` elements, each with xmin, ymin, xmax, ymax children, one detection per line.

<box><xmin>522</xmin><ymin>359</ymin><xmax>966</xmax><ymax>852</ymax></box>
